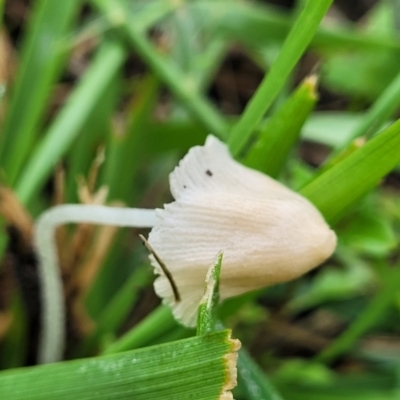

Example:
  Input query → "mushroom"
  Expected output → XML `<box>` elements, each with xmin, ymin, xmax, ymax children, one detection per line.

<box><xmin>34</xmin><ymin>135</ymin><xmax>336</xmax><ymax>363</ymax></box>
<box><xmin>148</xmin><ymin>135</ymin><xmax>336</xmax><ymax>326</ymax></box>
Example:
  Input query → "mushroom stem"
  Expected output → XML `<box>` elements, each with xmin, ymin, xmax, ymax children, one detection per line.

<box><xmin>34</xmin><ymin>204</ymin><xmax>157</xmax><ymax>364</ymax></box>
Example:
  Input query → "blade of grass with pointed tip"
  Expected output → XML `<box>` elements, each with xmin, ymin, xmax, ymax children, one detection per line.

<box><xmin>244</xmin><ymin>75</ymin><xmax>318</xmax><ymax>177</ymax></box>
<box><xmin>228</xmin><ymin>0</ymin><xmax>332</xmax><ymax>156</ymax></box>
<box><xmin>300</xmin><ymin>118</ymin><xmax>400</xmax><ymax>224</ymax></box>
<box><xmin>197</xmin><ymin>252</ymin><xmax>223</xmax><ymax>336</ymax></box>
<box><xmin>0</xmin><ymin>330</ymin><xmax>238</xmax><ymax>400</ymax></box>
<box><xmin>0</xmin><ymin>0</ymin><xmax>79</xmax><ymax>184</ymax></box>
<box><xmin>315</xmin><ymin>137</ymin><xmax>366</xmax><ymax>178</ymax></box>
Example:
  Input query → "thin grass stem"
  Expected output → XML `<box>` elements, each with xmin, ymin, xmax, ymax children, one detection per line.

<box><xmin>228</xmin><ymin>0</ymin><xmax>332</xmax><ymax>156</ymax></box>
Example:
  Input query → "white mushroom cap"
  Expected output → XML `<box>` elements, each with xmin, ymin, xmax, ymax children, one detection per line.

<box><xmin>148</xmin><ymin>135</ymin><xmax>337</xmax><ymax>326</ymax></box>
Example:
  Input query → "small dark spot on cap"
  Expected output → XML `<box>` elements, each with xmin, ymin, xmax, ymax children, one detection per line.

<box><xmin>205</xmin><ymin>169</ymin><xmax>213</xmax><ymax>177</ymax></box>
<box><xmin>183</xmin><ymin>185</ymin><xmax>187</xmax><ymax>189</ymax></box>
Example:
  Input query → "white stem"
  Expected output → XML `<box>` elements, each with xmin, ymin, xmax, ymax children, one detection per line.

<box><xmin>34</xmin><ymin>204</ymin><xmax>157</xmax><ymax>364</ymax></box>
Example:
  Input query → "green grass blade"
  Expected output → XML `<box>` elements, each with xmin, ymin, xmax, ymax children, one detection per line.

<box><xmin>102</xmin><ymin>305</ymin><xmax>177</xmax><ymax>355</ymax></box>
<box><xmin>151</xmin><ymin>326</ymin><xmax>194</xmax><ymax>347</ymax></box>
<box><xmin>96</xmin><ymin>267</ymin><xmax>152</xmax><ymax>338</ymax></box>
<box><xmin>15</xmin><ymin>40</ymin><xmax>125</xmax><ymax>205</ymax></box>
<box><xmin>166</xmin><ymin>7</ymin><xmax>227</xmax><ymax>91</ymax></box>
<box><xmin>320</xmin><ymin>67</ymin><xmax>400</xmax><ymax>172</ymax></box>
<box><xmin>300</xmin><ymin>119</ymin><xmax>400</xmax><ymax>224</ymax></box>
<box><xmin>347</xmin><ymin>68</ymin><xmax>400</xmax><ymax>140</ymax></box>
<box><xmin>0</xmin><ymin>0</ymin><xmax>79</xmax><ymax>184</ymax></box>
<box><xmin>92</xmin><ymin>0</ymin><xmax>228</xmax><ymax>139</ymax></box>
<box><xmin>65</xmin><ymin>71</ymin><xmax>118</xmax><ymax>203</ymax></box>
<box><xmin>316</xmin><ymin>261</ymin><xmax>400</xmax><ymax>364</ymax></box>
<box><xmin>0</xmin><ymin>330</ymin><xmax>239</xmax><ymax>400</ymax></box>
<box><xmin>275</xmin><ymin>368</ymin><xmax>399</xmax><ymax>400</ymax></box>
<box><xmin>102</xmin><ymin>75</ymin><xmax>159</xmax><ymax>201</ymax></box>
<box><xmin>237</xmin><ymin>348</ymin><xmax>284</xmax><ymax>400</ymax></box>
<box><xmin>75</xmin><ymin>267</ymin><xmax>152</xmax><ymax>357</ymax></box>
<box><xmin>0</xmin><ymin>0</ymin><xmax>4</xmax><ymax>25</ymax></box>
<box><xmin>104</xmin><ymin>254</ymin><xmax>223</xmax><ymax>355</ymax></box>
<box><xmin>208</xmin><ymin>1</ymin><xmax>400</xmax><ymax>52</ymax></box>
<box><xmin>194</xmin><ymin>38</ymin><xmax>228</xmax><ymax>90</ymax></box>
<box><xmin>244</xmin><ymin>75</ymin><xmax>317</xmax><ymax>177</ymax></box>
<box><xmin>228</xmin><ymin>0</ymin><xmax>332</xmax><ymax>156</ymax></box>
<box><xmin>197</xmin><ymin>252</ymin><xmax>222</xmax><ymax>336</ymax></box>
<box><xmin>168</xmin><ymin>7</ymin><xmax>200</xmax><ymax>74</ymax></box>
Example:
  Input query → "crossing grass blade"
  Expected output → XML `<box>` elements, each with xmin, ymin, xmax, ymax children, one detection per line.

<box><xmin>228</xmin><ymin>0</ymin><xmax>333</xmax><ymax>156</ymax></box>
<box><xmin>300</xmin><ymin>118</ymin><xmax>400</xmax><ymax>224</ymax></box>
<box><xmin>91</xmin><ymin>0</ymin><xmax>229</xmax><ymax>139</ymax></box>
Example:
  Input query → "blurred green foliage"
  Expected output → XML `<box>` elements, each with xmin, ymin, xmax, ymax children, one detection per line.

<box><xmin>0</xmin><ymin>0</ymin><xmax>400</xmax><ymax>399</ymax></box>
